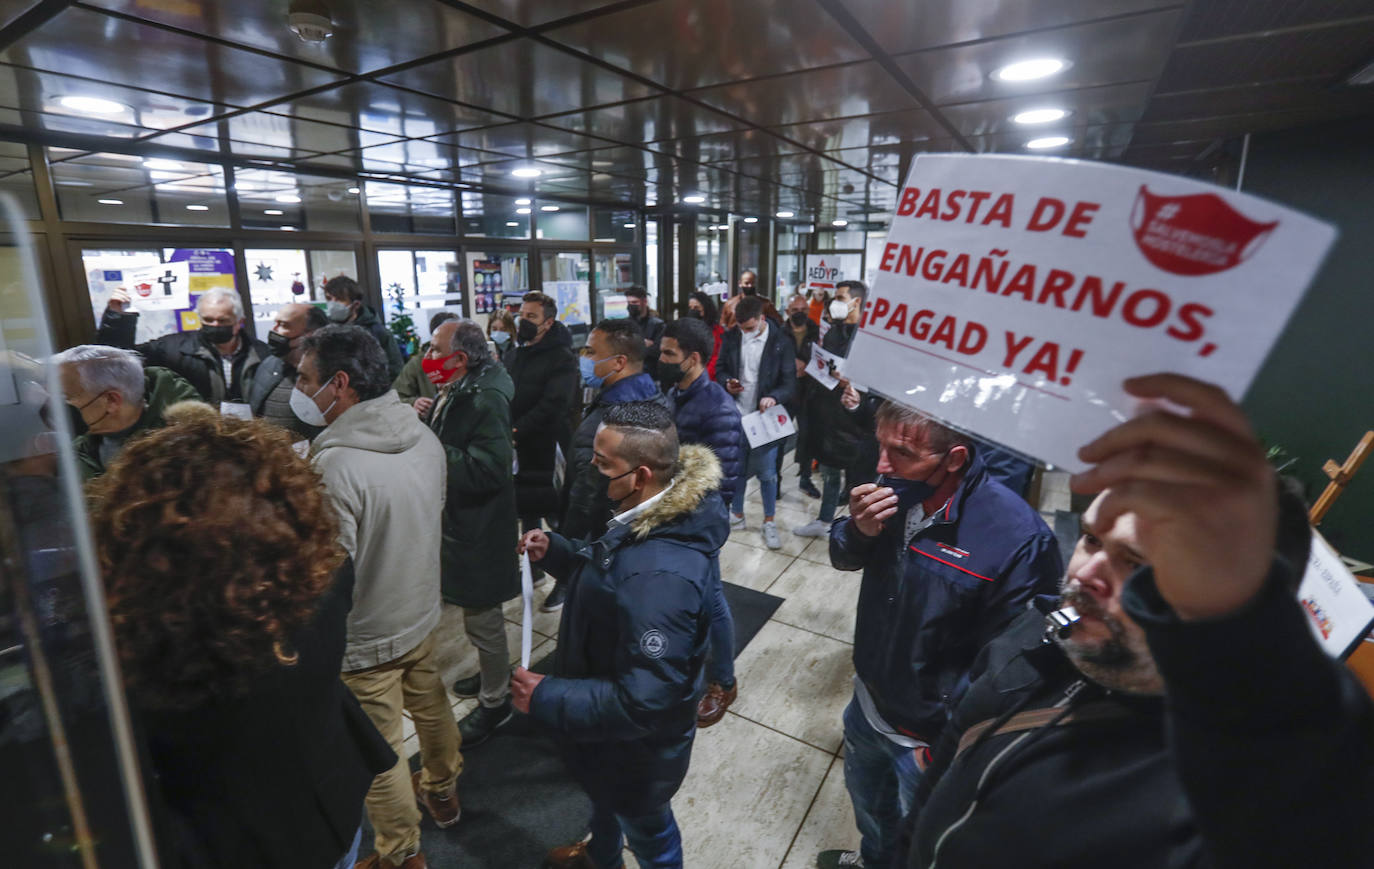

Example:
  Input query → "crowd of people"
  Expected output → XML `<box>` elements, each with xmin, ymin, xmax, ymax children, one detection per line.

<box><xmin>35</xmin><ymin>267</ymin><xmax>1374</xmax><ymax>869</ymax></box>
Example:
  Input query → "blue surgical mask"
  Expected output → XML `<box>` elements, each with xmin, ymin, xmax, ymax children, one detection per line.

<box><xmin>490</xmin><ymin>330</ymin><xmax>510</xmax><ymax>346</ymax></box>
<box><xmin>580</xmin><ymin>354</ymin><xmax>616</xmax><ymax>389</ymax></box>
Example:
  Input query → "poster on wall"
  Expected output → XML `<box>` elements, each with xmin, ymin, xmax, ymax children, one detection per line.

<box><xmin>545</xmin><ymin>280</ymin><xmax>590</xmax><ymax>327</ymax></box>
<box><xmin>473</xmin><ymin>260</ymin><xmax>503</xmax><ymax>314</ymax></box>
<box><xmin>170</xmin><ymin>248</ymin><xmax>238</xmax><ymax>331</ymax></box>
<box><xmin>120</xmin><ymin>261</ymin><xmax>191</xmax><ymax>312</ymax></box>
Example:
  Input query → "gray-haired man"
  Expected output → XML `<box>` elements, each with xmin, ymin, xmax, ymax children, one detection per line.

<box><xmin>100</xmin><ymin>284</ymin><xmax>270</xmax><ymax>405</ymax></box>
<box><xmin>53</xmin><ymin>344</ymin><xmax>201</xmax><ymax>480</ymax></box>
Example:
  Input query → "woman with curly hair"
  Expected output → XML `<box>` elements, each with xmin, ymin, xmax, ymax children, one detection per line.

<box><xmin>89</xmin><ymin>404</ymin><xmax>394</xmax><ymax>869</ymax></box>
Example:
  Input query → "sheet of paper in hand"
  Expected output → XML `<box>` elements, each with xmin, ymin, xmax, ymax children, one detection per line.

<box><xmin>807</xmin><ymin>344</ymin><xmax>845</xmax><ymax>390</ymax></box>
<box><xmin>122</xmin><ymin>261</ymin><xmax>191</xmax><ymax>312</ymax></box>
<box><xmin>741</xmin><ymin>405</ymin><xmax>797</xmax><ymax>449</ymax></box>
<box><xmin>1298</xmin><ymin>531</ymin><xmax>1374</xmax><ymax>661</ymax></box>
<box><xmin>843</xmin><ymin>154</ymin><xmax>1337</xmax><ymax>471</ymax></box>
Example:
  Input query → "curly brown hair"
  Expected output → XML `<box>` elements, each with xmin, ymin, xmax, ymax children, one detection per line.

<box><xmin>89</xmin><ymin>410</ymin><xmax>344</xmax><ymax>709</ymax></box>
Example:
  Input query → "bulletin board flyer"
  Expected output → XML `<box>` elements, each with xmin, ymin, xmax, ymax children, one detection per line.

<box><xmin>844</xmin><ymin>154</ymin><xmax>1337</xmax><ymax>471</ymax></box>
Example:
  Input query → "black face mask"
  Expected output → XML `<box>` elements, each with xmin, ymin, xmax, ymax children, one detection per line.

<box><xmin>659</xmin><ymin>361</ymin><xmax>686</xmax><ymax>384</ymax></box>
<box><xmin>517</xmin><ymin>318</ymin><xmax>540</xmax><ymax>344</ymax></box>
<box><xmin>267</xmin><ymin>330</ymin><xmax>294</xmax><ymax>357</ymax></box>
<box><xmin>685</xmin><ymin>309</ymin><xmax>703</xmax><ymax>320</ymax></box>
<box><xmin>741</xmin><ymin>286</ymin><xmax>757</xmax><ymax>297</ymax></box>
<box><xmin>789</xmin><ymin>311</ymin><xmax>809</xmax><ymax>327</ymax></box>
<box><xmin>201</xmin><ymin>323</ymin><xmax>236</xmax><ymax>345</ymax></box>
<box><xmin>627</xmin><ymin>304</ymin><xmax>644</xmax><ymax>319</ymax></box>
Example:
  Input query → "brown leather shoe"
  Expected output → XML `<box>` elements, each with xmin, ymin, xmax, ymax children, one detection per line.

<box><xmin>354</xmin><ymin>852</ymin><xmax>428</xmax><ymax>869</ymax></box>
<box><xmin>696</xmin><ymin>681</ymin><xmax>738</xmax><ymax>727</ymax></box>
<box><xmin>411</xmin><ymin>770</ymin><xmax>461</xmax><ymax>828</ymax></box>
<box><xmin>542</xmin><ymin>839</ymin><xmax>599</xmax><ymax>869</ymax></box>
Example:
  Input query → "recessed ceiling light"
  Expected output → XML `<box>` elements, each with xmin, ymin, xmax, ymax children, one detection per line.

<box><xmin>516</xmin><ymin>207</ymin><xmax>532</xmax><ymax>214</ymax></box>
<box><xmin>280</xmin><ymin>225</ymin><xmax>296</xmax><ymax>231</ymax></box>
<box><xmin>275</xmin><ymin>193</ymin><xmax>301</xmax><ymax>203</ymax></box>
<box><xmin>511</xmin><ymin>167</ymin><xmax>542</xmax><ymax>178</ymax></box>
<box><xmin>776</xmin><ymin>210</ymin><xmax>794</xmax><ymax>218</ymax></box>
<box><xmin>58</xmin><ymin>95</ymin><xmax>129</xmax><ymax>114</ymax></box>
<box><xmin>832</xmin><ymin>219</ymin><xmax>849</xmax><ymax>227</ymax></box>
<box><xmin>506</xmin><ymin>221</ymin><xmax>520</xmax><ymax>227</ymax></box>
<box><xmin>743</xmin><ymin>216</ymin><xmax>758</xmax><ymax>223</ymax></box>
<box><xmin>992</xmin><ymin>58</ymin><xmax>1068</xmax><ymax>82</ymax></box>
<box><xmin>186</xmin><ymin>204</ymin><xmax>209</xmax><ymax>211</ymax></box>
<box><xmin>143</xmin><ymin>158</ymin><xmax>183</xmax><ymax>171</ymax></box>
<box><xmin>682</xmin><ymin>194</ymin><xmax>706</xmax><ymax>204</ymax></box>
<box><xmin>264</xmin><ymin>209</ymin><xmax>284</xmax><ymax>215</ymax></box>
<box><xmin>623</xmin><ymin>222</ymin><xmax>636</xmax><ymax>228</ymax></box>
<box><xmin>97</xmin><ymin>198</ymin><xmax>123</xmax><ymax>205</ymax></box>
<box><xmin>1012</xmin><ymin>107</ymin><xmax>1069</xmax><ymax>125</ymax></box>
<box><xmin>515</xmin><ymin>198</ymin><xmax>532</xmax><ymax>205</ymax></box>
<box><xmin>1026</xmin><ymin>135</ymin><xmax>1071</xmax><ymax>149</ymax></box>
<box><xmin>715</xmin><ymin>224</ymin><xmax>730</xmax><ymax>231</ymax></box>
<box><xmin>347</xmin><ymin>186</ymin><xmax>360</xmax><ymax>194</ymax></box>
<box><xmin>541</xmin><ymin>205</ymin><xmax>560</xmax><ymax>212</ymax></box>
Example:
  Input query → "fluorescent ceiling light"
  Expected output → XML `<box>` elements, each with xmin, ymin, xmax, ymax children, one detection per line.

<box><xmin>992</xmin><ymin>58</ymin><xmax>1068</xmax><ymax>82</ymax></box>
<box><xmin>743</xmin><ymin>216</ymin><xmax>758</xmax><ymax>223</ymax></box>
<box><xmin>275</xmin><ymin>193</ymin><xmax>301</xmax><ymax>203</ymax></box>
<box><xmin>347</xmin><ymin>186</ymin><xmax>360</xmax><ymax>194</ymax></box>
<box><xmin>1026</xmin><ymin>135</ymin><xmax>1071</xmax><ymax>149</ymax></box>
<box><xmin>832</xmin><ymin>219</ymin><xmax>849</xmax><ymax>227</ymax></box>
<box><xmin>776</xmin><ymin>210</ymin><xmax>794</xmax><ymax>218</ymax></box>
<box><xmin>58</xmin><ymin>95</ymin><xmax>130</xmax><ymax>114</ymax></box>
<box><xmin>186</xmin><ymin>204</ymin><xmax>209</xmax><ymax>211</ymax></box>
<box><xmin>143</xmin><ymin>158</ymin><xmax>183</xmax><ymax>170</ymax></box>
<box><xmin>1012</xmin><ymin>107</ymin><xmax>1069</xmax><ymax>125</ymax></box>
<box><xmin>97</xmin><ymin>198</ymin><xmax>123</xmax><ymax>205</ymax></box>
<box><xmin>516</xmin><ymin>207</ymin><xmax>532</xmax><ymax>214</ymax></box>
<box><xmin>682</xmin><ymin>194</ymin><xmax>706</xmax><ymax>204</ymax></box>
<box><xmin>506</xmin><ymin>221</ymin><xmax>520</xmax><ymax>227</ymax></box>
<box><xmin>511</xmin><ymin>167</ymin><xmax>542</xmax><ymax>178</ymax></box>
<box><xmin>715</xmin><ymin>224</ymin><xmax>729</xmax><ymax>231</ymax></box>
<box><xmin>623</xmin><ymin>223</ymin><xmax>636</xmax><ymax>228</ymax></box>
<box><xmin>264</xmin><ymin>209</ymin><xmax>283</xmax><ymax>215</ymax></box>
<box><xmin>515</xmin><ymin>198</ymin><xmax>532</xmax><ymax>205</ymax></box>
<box><xmin>541</xmin><ymin>205</ymin><xmax>560</xmax><ymax>212</ymax></box>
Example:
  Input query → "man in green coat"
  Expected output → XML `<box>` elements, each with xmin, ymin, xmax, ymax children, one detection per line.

<box><xmin>393</xmin><ymin>310</ymin><xmax>460</xmax><ymax>418</ymax></box>
<box><xmin>54</xmin><ymin>344</ymin><xmax>202</xmax><ymax>480</ymax></box>
<box><xmin>425</xmin><ymin>319</ymin><xmax>521</xmax><ymax>747</ymax></box>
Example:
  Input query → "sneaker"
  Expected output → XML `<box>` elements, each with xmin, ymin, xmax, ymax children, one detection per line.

<box><xmin>799</xmin><ymin>478</ymin><xmax>821</xmax><ymax>499</ymax></box>
<box><xmin>696</xmin><ymin>681</ymin><xmax>738</xmax><ymax>728</ymax></box>
<box><xmin>730</xmin><ymin>513</ymin><xmax>746</xmax><ymax>529</ymax></box>
<box><xmin>793</xmin><ymin>519</ymin><xmax>832</xmax><ymax>538</ymax></box>
<box><xmin>451</xmin><ymin>672</ymin><xmax>481</xmax><ymax>699</ymax></box>
<box><xmin>761</xmin><ymin>521</ymin><xmax>782</xmax><ymax>550</ymax></box>
<box><xmin>356</xmin><ymin>852</ymin><xmax>427</xmax><ymax>869</ymax></box>
<box><xmin>411</xmin><ymin>770</ymin><xmax>461</xmax><ymax>828</ymax></box>
<box><xmin>816</xmin><ymin>850</ymin><xmax>863</xmax><ymax>869</ymax></box>
<box><xmin>459</xmin><ymin>699</ymin><xmax>513</xmax><ymax>747</ymax></box>
<box><xmin>540</xmin><ymin>580</ymin><xmax>568</xmax><ymax>613</ymax></box>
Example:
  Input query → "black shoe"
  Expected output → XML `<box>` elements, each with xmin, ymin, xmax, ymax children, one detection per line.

<box><xmin>451</xmin><ymin>673</ymin><xmax>481</xmax><ymax>699</ymax></box>
<box><xmin>459</xmin><ymin>699</ymin><xmax>513</xmax><ymax>747</ymax></box>
<box><xmin>540</xmin><ymin>581</ymin><xmax>568</xmax><ymax>613</ymax></box>
<box><xmin>799</xmin><ymin>478</ymin><xmax>821</xmax><ymax>499</ymax></box>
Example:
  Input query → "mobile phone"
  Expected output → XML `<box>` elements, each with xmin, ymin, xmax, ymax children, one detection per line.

<box><xmin>486</xmin><ymin>340</ymin><xmax>497</xmax><ymax>357</ymax></box>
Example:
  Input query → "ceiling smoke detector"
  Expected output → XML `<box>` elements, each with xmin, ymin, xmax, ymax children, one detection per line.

<box><xmin>288</xmin><ymin>1</ymin><xmax>333</xmax><ymax>43</ymax></box>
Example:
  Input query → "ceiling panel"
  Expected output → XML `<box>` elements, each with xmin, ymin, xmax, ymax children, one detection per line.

<box><xmin>269</xmin><ymin>81</ymin><xmax>507</xmax><ymax>137</ymax></box>
<box><xmin>83</xmin><ymin>0</ymin><xmax>509</xmax><ymax>74</ymax></box>
<box><xmin>457</xmin><ymin>0</ymin><xmax>638</xmax><ymax>28</ymax></box>
<box><xmin>689</xmin><ymin>61</ymin><xmax>921</xmax><ymax>127</ymax></box>
<box><xmin>1156</xmin><ymin>20</ymin><xmax>1374</xmax><ymax>92</ymax></box>
<box><xmin>893</xmin><ymin>10</ymin><xmax>1183</xmax><ymax>106</ymax></box>
<box><xmin>0</xmin><ymin>105</ymin><xmax>163</xmax><ymax>140</ymax></box>
<box><xmin>381</xmin><ymin>37</ymin><xmax>657</xmax><ymax>119</ymax></box>
<box><xmin>767</xmin><ymin>108</ymin><xmax>949</xmax><ymax>154</ymax></box>
<box><xmin>0</xmin><ymin>6</ymin><xmax>347</xmax><ymax>107</ymax></box>
<box><xmin>1145</xmin><ymin>80</ymin><xmax>1374</xmax><ymax>124</ymax></box>
<box><xmin>537</xmin><ymin>146</ymin><xmax>677</xmax><ymax>180</ymax></box>
<box><xmin>652</xmin><ymin>130</ymin><xmax>803</xmax><ymax>164</ymax></box>
<box><xmin>430</xmin><ymin>122</ymin><xmax>613</xmax><ymax>159</ymax></box>
<box><xmin>164</xmin><ymin>113</ymin><xmax>403</xmax><ymax>158</ymax></box>
<box><xmin>545</xmin><ymin>0</ymin><xmax>868</xmax><ymax>91</ymax></box>
<box><xmin>937</xmin><ymin>81</ymin><xmax>1155</xmax><ymax>138</ymax></box>
<box><xmin>0</xmin><ymin>64</ymin><xmax>229</xmax><ymax>134</ymax></box>
<box><xmin>1177</xmin><ymin>0</ymin><xmax>1374</xmax><ymax>42</ymax></box>
<box><xmin>140</xmin><ymin>130</ymin><xmax>325</xmax><ymax>162</ymax></box>
<box><xmin>541</xmin><ymin>95</ymin><xmax>747</xmax><ymax>143</ymax></box>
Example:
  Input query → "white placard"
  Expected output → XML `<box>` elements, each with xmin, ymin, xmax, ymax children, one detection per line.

<box><xmin>741</xmin><ymin>405</ymin><xmax>797</xmax><ymax>449</ymax></box>
<box><xmin>702</xmin><ymin>281</ymin><xmax>729</xmax><ymax>301</ymax></box>
<box><xmin>844</xmin><ymin>154</ymin><xmax>1337</xmax><ymax>472</ymax></box>
<box><xmin>121</xmin><ymin>261</ymin><xmax>191</xmax><ymax>312</ymax></box>
<box><xmin>806</xmin><ymin>344</ymin><xmax>846</xmax><ymax>390</ymax></box>
<box><xmin>805</xmin><ymin>255</ymin><xmax>843</xmax><ymax>296</ymax></box>
<box><xmin>520</xmin><ymin>553</ymin><xmax>535</xmax><ymax>669</ymax></box>
<box><xmin>219</xmin><ymin>401</ymin><xmax>252</xmax><ymax>420</ymax></box>
<box><xmin>1298</xmin><ymin>531</ymin><xmax>1374</xmax><ymax>660</ymax></box>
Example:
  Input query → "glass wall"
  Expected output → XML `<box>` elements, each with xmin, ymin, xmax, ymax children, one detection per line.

<box><xmin>236</xmin><ymin>169</ymin><xmax>360</xmax><ymax>233</ymax></box>
<box><xmin>461</xmin><ymin>191</ymin><xmax>531</xmax><ymax>239</ymax></box>
<box><xmin>52</xmin><ymin>150</ymin><xmax>229</xmax><ymax>227</ymax></box>
<box><xmin>735</xmin><ymin>218</ymin><xmax>765</xmax><ymax>299</ymax></box>
<box><xmin>536</xmin><ymin>204</ymin><xmax>590</xmax><ymax>242</ymax></box>
<box><xmin>695</xmin><ymin>214</ymin><xmax>728</xmax><ymax>293</ymax></box>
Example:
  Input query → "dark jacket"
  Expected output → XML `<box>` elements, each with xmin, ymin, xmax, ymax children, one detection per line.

<box><xmin>392</xmin><ymin>342</ymin><xmax>437</xmax><ymax>406</ymax></box>
<box><xmin>632</xmin><ymin>312</ymin><xmax>666</xmax><ymax>380</ymax></box>
<box><xmin>244</xmin><ymin>354</ymin><xmax>288</xmax><ymax>414</ymax></box>
<box><xmin>353</xmin><ymin>305</ymin><xmax>404</xmax><ymax>382</ymax></box>
<box><xmin>98</xmin><ymin>309</ymin><xmax>269</xmax><ymax>404</ymax></box>
<box><xmin>140</xmin><ymin>560</ymin><xmax>395</xmax><ymax>868</ymax></box>
<box><xmin>715</xmin><ymin>318</ymin><xmax>797</xmax><ymax>411</ymax></box>
<box><xmin>73</xmin><ymin>367</ymin><xmax>202</xmax><ymax>480</ymax></box>
<box><xmin>428</xmin><ymin>361</ymin><xmax>520</xmax><ymax>609</ymax></box>
<box><xmin>531</xmin><ymin>445</ymin><xmax>728</xmax><ymax>814</ymax></box>
<box><xmin>561</xmin><ymin>372</ymin><xmax>671</xmax><ymax>541</ymax></box>
<box><xmin>830</xmin><ymin>452</ymin><xmax>1062</xmax><ymax>741</ymax></box>
<box><xmin>510</xmin><ymin>320</ymin><xmax>580</xmax><ymax>520</ymax></box>
<box><xmin>669</xmin><ymin>373</ymin><xmax>743</xmax><ymax>497</ymax></box>
<box><xmin>806</xmin><ymin>324</ymin><xmax>871</xmax><ymax>469</ymax></box>
<box><xmin>910</xmin><ymin>559</ymin><xmax>1374</xmax><ymax>869</ymax></box>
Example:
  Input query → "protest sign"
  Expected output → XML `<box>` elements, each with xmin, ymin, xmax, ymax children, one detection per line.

<box><xmin>741</xmin><ymin>405</ymin><xmax>796</xmax><ymax>449</ymax></box>
<box><xmin>122</xmin><ymin>261</ymin><xmax>191</xmax><ymax>312</ymax></box>
<box><xmin>805</xmin><ymin>255</ymin><xmax>842</xmax><ymax>297</ymax></box>
<box><xmin>844</xmin><ymin>154</ymin><xmax>1336</xmax><ymax>471</ymax></box>
<box><xmin>1298</xmin><ymin>531</ymin><xmax>1374</xmax><ymax>661</ymax></box>
<box><xmin>805</xmin><ymin>344</ymin><xmax>845</xmax><ymax>390</ymax></box>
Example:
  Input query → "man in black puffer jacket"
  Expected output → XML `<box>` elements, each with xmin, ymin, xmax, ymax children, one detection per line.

<box><xmin>660</xmin><ymin>316</ymin><xmax>744</xmax><ymax>728</ymax></box>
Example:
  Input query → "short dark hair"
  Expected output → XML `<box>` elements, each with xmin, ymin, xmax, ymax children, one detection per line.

<box><xmin>601</xmin><ymin>401</ymin><xmax>679</xmax><ymax>481</ymax></box>
<box><xmin>624</xmin><ymin>286</ymin><xmax>648</xmax><ymax>300</ymax></box>
<box><xmin>593</xmin><ymin>318</ymin><xmax>645</xmax><ymax>364</ymax></box>
<box><xmin>687</xmin><ymin>291</ymin><xmax>720</xmax><ymax>326</ymax></box>
<box><xmin>736</xmin><ymin>295</ymin><xmax>765</xmax><ymax>324</ymax></box>
<box><xmin>304</xmin><ymin>305</ymin><xmax>329</xmax><ymax>332</ymax></box>
<box><xmin>302</xmin><ymin>325</ymin><xmax>391</xmax><ymax>401</ymax></box>
<box><xmin>522</xmin><ymin>291</ymin><xmax>557</xmax><ymax>320</ymax></box>
<box><xmin>664</xmin><ymin>317</ymin><xmax>713</xmax><ymax>366</ymax></box>
<box><xmin>838</xmin><ymin>280</ymin><xmax>868</xmax><ymax>303</ymax></box>
<box><xmin>322</xmin><ymin>275</ymin><xmax>364</xmax><ymax>303</ymax></box>
<box><xmin>875</xmin><ymin>400</ymin><xmax>973</xmax><ymax>457</ymax></box>
<box><xmin>429</xmin><ymin>310</ymin><xmax>459</xmax><ymax>334</ymax></box>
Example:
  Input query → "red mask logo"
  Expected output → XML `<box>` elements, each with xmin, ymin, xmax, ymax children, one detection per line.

<box><xmin>1130</xmin><ymin>185</ymin><xmax>1278</xmax><ymax>276</ymax></box>
<box><xmin>134</xmin><ymin>282</ymin><xmax>153</xmax><ymax>298</ymax></box>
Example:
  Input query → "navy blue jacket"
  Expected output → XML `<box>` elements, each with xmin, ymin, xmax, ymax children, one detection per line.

<box><xmin>532</xmin><ymin>445</ymin><xmax>728</xmax><ymax>813</ymax></box>
<box><xmin>714</xmin><ymin>319</ymin><xmax>796</xmax><ymax>411</ymax></box>
<box><xmin>562</xmin><ymin>371</ymin><xmax>670</xmax><ymax>540</ymax></box>
<box><xmin>669</xmin><ymin>373</ymin><xmax>743</xmax><ymax>496</ymax></box>
<box><xmin>830</xmin><ymin>452</ymin><xmax>1062</xmax><ymax>741</ymax></box>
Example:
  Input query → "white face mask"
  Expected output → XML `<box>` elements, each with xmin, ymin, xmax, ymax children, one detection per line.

<box><xmin>291</xmin><ymin>379</ymin><xmax>335</xmax><ymax>427</ymax></box>
<box><xmin>829</xmin><ymin>299</ymin><xmax>851</xmax><ymax>320</ymax></box>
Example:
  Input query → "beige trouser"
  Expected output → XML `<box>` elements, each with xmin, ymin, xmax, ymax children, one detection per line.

<box><xmin>342</xmin><ymin>630</ymin><xmax>462</xmax><ymax>866</ymax></box>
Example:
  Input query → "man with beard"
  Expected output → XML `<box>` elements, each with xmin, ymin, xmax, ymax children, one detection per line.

<box><xmin>902</xmin><ymin>374</ymin><xmax>1374</xmax><ymax>869</ymax></box>
<box><xmin>720</xmin><ymin>269</ymin><xmax>780</xmax><ymax>329</ymax></box>
<box><xmin>247</xmin><ymin>302</ymin><xmax>329</xmax><ymax>439</ymax></box>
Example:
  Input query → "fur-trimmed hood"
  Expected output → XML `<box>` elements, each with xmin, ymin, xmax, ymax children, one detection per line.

<box><xmin>628</xmin><ymin>443</ymin><xmax>724</xmax><ymax>542</ymax></box>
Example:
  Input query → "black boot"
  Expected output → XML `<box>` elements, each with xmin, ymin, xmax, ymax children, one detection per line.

<box><xmin>540</xmin><ymin>580</ymin><xmax>568</xmax><ymax>613</ymax></box>
<box><xmin>459</xmin><ymin>699</ymin><xmax>514</xmax><ymax>747</ymax></box>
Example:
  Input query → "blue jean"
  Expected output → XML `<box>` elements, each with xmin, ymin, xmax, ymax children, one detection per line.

<box><xmin>842</xmin><ymin>697</ymin><xmax>922</xmax><ymax>869</ymax></box>
<box><xmin>818</xmin><ymin>463</ymin><xmax>845</xmax><ymax>523</ymax></box>
<box><xmin>730</xmin><ymin>442</ymin><xmax>779</xmax><ymax>518</ymax></box>
<box><xmin>587</xmin><ymin>802</ymin><xmax>682</xmax><ymax>869</ymax></box>
<box><xmin>705</xmin><ymin>561</ymin><xmax>735</xmax><ymax>686</ymax></box>
<box><xmin>332</xmin><ymin>826</ymin><xmax>361</xmax><ymax>869</ymax></box>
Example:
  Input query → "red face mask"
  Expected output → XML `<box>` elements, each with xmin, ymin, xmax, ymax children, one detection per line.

<box><xmin>422</xmin><ymin>353</ymin><xmax>458</xmax><ymax>385</ymax></box>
